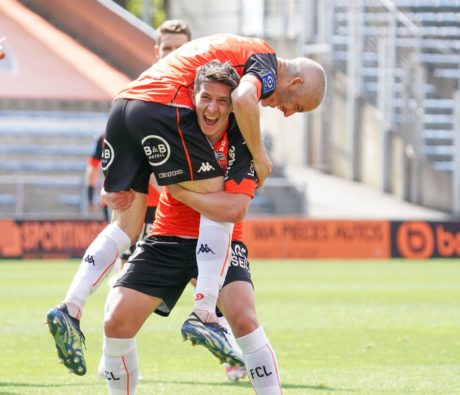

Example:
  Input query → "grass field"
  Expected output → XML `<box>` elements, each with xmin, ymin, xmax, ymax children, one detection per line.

<box><xmin>0</xmin><ymin>259</ymin><xmax>459</xmax><ymax>395</ymax></box>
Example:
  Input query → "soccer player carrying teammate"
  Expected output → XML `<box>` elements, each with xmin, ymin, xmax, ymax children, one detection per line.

<box><xmin>46</xmin><ymin>33</ymin><xmax>326</xmax><ymax>376</ymax></box>
<box><xmin>103</xmin><ymin>60</ymin><xmax>282</xmax><ymax>395</ymax></box>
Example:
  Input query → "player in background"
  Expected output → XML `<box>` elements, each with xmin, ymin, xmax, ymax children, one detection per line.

<box><xmin>85</xmin><ymin>134</ymin><xmax>110</xmax><ymax>222</ymax></box>
<box><xmin>46</xmin><ymin>32</ymin><xmax>326</xmax><ymax>376</ymax></box>
<box><xmin>103</xmin><ymin>60</ymin><xmax>282</xmax><ymax>395</ymax></box>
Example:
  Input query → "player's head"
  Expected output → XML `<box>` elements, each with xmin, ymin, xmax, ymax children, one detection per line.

<box><xmin>193</xmin><ymin>60</ymin><xmax>240</xmax><ymax>142</ymax></box>
<box><xmin>261</xmin><ymin>57</ymin><xmax>326</xmax><ymax>117</ymax></box>
<box><xmin>155</xmin><ymin>19</ymin><xmax>191</xmax><ymax>59</ymax></box>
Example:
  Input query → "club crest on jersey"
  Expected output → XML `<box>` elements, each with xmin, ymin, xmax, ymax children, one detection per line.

<box><xmin>101</xmin><ymin>139</ymin><xmax>114</xmax><ymax>171</ymax></box>
<box><xmin>261</xmin><ymin>71</ymin><xmax>276</xmax><ymax>95</ymax></box>
<box><xmin>142</xmin><ymin>135</ymin><xmax>171</xmax><ymax>166</ymax></box>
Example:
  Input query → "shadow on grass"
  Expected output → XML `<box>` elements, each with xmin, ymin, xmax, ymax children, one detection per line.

<box><xmin>144</xmin><ymin>379</ymin><xmax>354</xmax><ymax>392</ymax></box>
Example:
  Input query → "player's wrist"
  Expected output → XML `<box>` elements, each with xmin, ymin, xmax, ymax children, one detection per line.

<box><xmin>87</xmin><ymin>186</ymin><xmax>95</xmax><ymax>204</ymax></box>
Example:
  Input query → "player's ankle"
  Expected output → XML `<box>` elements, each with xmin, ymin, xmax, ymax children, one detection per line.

<box><xmin>64</xmin><ymin>301</ymin><xmax>82</xmax><ymax>321</ymax></box>
<box><xmin>192</xmin><ymin>309</ymin><xmax>218</xmax><ymax>323</ymax></box>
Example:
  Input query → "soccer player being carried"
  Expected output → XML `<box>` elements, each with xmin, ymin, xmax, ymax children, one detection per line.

<box><xmin>46</xmin><ymin>33</ymin><xmax>326</xmax><ymax>377</ymax></box>
<box><xmin>103</xmin><ymin>60</ymin><xmax>282</xmax><ymax>395</ymax></box>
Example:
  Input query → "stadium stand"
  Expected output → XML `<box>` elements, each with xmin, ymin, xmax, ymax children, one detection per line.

<box><xmin>0</xmin><ymin>110</ymin><xmax>108</xmax><ymax>218</ymax></box>
<box><xmin>332</xmin><ymin>0</ymin><xmax>460</xmax><ymax>174</ymax></box>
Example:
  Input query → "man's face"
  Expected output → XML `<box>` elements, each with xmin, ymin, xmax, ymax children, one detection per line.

<box><xmin>260</xmin><ymin>88</ymin><xmax>306</xmax><ymax>118</ymax></box>
<box><xmin>194</xmin><ymin>81</ymin><xmax>233</xmax><ymax>143</ymax></box>
<box><xmin>158</xmin><ymin>33</ymin><xmax>189</xmax><ymax>58</ymax></box>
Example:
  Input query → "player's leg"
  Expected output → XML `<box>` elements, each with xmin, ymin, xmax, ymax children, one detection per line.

<box><xmin>217</xmin><ymin>311</ymin><xmax>247</xmax><ymax>381</ymax></box>
<box><xmin>46</xmin><ymin>99</ymin><xmax>150</xmax><ymax>375</ymax></box>
<box><xmin>103</xmin><ymin>286</ymin><xmax>160</xmax><ymax>395</ymax></box>
<box><xmin>220</xmin><ymin>283</ymin><xmax>281</xmax><ymax>394</ymax></box>
<box><xmin>98</xmin><ymin>205</ymin><xmax>156</xmax><ymax>377</ymax></box>
<box><xmin>103</xmin><ymin>235</ymin><xmax>197</xmax><ymax>393</ymax></box>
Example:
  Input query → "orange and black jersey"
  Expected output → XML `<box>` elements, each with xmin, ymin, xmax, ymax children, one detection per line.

<box><xmin>118</xmin><ymin>34</ymin><xmax>277</xmax><ymax>109</ymax></box>
<box><xmin>150</xmin><ymin>115</ymin><xmax>256</xmax><ymax>241</ymax></box>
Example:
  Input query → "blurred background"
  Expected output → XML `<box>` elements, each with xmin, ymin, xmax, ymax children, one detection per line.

<box><xmin>1</xmin><ymin>0</ymin><xmax>459</xmax><ymax>222</ymax></box>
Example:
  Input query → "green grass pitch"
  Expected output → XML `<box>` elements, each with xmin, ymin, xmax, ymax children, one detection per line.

<box><xmin>0</xmin><ymin>259</ymin><xmax>459</xmax><ymax>394</ymax></box>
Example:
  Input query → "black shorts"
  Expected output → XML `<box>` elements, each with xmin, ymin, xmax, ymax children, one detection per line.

<box><xmin>102</xmin><ymin>99</ymin><xmax>222</xmax><ymax>192</ymax></box>
<box><xmin>115</xmin><ymin>235</ymin><xmax>253</xmax><ymax>317</ymax></box>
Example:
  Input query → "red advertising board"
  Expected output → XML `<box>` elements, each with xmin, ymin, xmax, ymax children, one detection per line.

<box><xmin>0</xmin><ymin>220</ymin><xmax>106</xmax><ymax>258</ymax></box>
<box><xmin>243</xmin><ymin>219</ymin><xmax>391</xmax><ymax>259</ymax></box>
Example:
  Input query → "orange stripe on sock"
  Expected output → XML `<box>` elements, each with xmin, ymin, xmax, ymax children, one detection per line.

<box><xmin>91</xmin><ymin>254</ymin><xmax>118</xmax><ymax>287</ymax></box>
<box><xmin>266</xmin><ymin>344</ymin><xmax>282</xmax><ymax>393</ymax></box>
<box><xmin>219</xmin><ymin>234</ymin><xmax>232</xmax><ymax>277</ymax></box>
<box><xmin>121</xmin><ymin>355</ymin><xmax>130</xmax><ymax>395</ymax></box>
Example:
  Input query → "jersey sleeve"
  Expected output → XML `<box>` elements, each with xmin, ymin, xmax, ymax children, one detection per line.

<box><xmin>224</xmin><ymin>121</ymin><xmax>257</xmax><ymax>198</ymax></box>
<box><xmin>243</xmin><ymin>53</ymin><xmax>277</xmax><ymax>99</ymax></box>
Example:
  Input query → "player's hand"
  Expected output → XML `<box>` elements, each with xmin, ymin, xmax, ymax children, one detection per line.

<box><xmin>101</xmin><ymin>188</ymin><xmax>135</xmax><ymax>212</ymax></box>
<box><xmin>253</xmin><ymin>153</ymin><xmax>272</xmax><ymax>189</ymax></box>
<box><xmin>88</xmin><ymin>203</ymin><xmax>99</xmax><ymax>213</ymax></box>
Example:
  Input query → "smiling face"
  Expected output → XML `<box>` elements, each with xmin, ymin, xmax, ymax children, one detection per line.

<box><xmin>194</xmin><ymin>81</ymin><xmax>233</xmax><ymax>143</ymax></box>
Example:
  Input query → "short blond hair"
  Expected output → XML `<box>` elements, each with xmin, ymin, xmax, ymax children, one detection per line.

<box><xmin>157</xmin><ymin>19</ymin><xmax>191</xmax><ymax>43</ymax></box>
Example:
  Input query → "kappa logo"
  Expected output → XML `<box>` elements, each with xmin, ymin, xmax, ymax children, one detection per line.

<box><xmin>84</xmin><ymin>255</ymin><xmax>95</xmax><ymax>266</ymax></box>
<box><xmin>197</xmin><ymin>244</ymin><xmax>215</xmax><ymax>254</ymax></box>
<box><xmin>197</xmin><ymin>162</ymin><xmax>216</xmax><ymax>173</ymax></box>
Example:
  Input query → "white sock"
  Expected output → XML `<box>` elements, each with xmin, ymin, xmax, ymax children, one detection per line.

<box><xmin>64</xmin><ymin>223</ymin><xmax>131</xmax><ymax>319</ymax></box>
<box><xmin>236</xmin><ymin>327</ymin><xmax>282</xmax><ymax>395</ymax></box>
<box><xmin>217</xmin><ymin>315</ymin><xmax>242</xmax><ymax>357</ymax></box>
<box><xmin>103</xmin><ymin>337</ymin><xmax>139</xmax><ymax>395</ymax></box>
<box><xmin>193</xmin><ymin>216</ymin><xmax>233</xmax><ymax>319</ymax></box>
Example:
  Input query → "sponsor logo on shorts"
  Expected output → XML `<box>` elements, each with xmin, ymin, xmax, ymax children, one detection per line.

<box><xmin>231</xmin><ymin>244</ymin><xmax>249</xmax><ymax>269</ymax></box>
<box><xmin>142</xmin><ymin>135</ymin><xmax>171</xmax><ymax>166</ymax></box>
<box><xmin>197</xmin><ymin>162</ymin><xmax>216</xmax><ymax>173</ymax></box>
<box><xmin>195</xmin><ymin>293</ymin><xmax>204</xmax><ymax>300</ymax></box>
<box><xmin>101</xmin><ymin>139</ymin><xmax>114</xmax><ymax>171</ymax></box>
<box><xmin>158</xmin><ymin>169</ymin><xmax>184</xmax><ymax>179</ymax></box>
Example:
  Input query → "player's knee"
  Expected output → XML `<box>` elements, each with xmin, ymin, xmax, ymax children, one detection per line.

<box><xmin>230</xmin><ymin>311</ymin><xmax>259</xmax><ymax>338</ymax></box>
<box><xmin>104</xmin><ymin>311</ymin><xmax>133</xmax><ymax>338</ymax></box>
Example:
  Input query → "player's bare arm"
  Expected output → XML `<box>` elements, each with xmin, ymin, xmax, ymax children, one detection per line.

<box><xmin>231</xmin><ymin>80</ymin><xmax>272</xmax><ymax>187</ymax></box>
<box><xmin>167</xmin><ymin>184</ymin><xmax>250</xmax><ymax>223</ymax></box>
